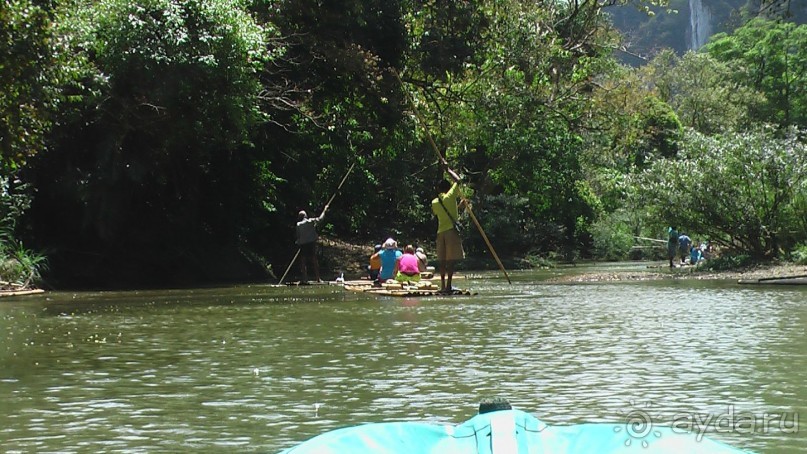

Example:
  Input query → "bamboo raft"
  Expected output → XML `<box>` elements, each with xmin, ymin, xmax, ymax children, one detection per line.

<box><xmin>0</xmin><ymin>288</ymin><xmax>45</xmax><ymax>298</ymax></box>
<box><xmin>343</xmin><ymin>279</ymin><xmax>476</xmax><ymax>297</ymax></box>
<box><xmin>738</xmin><ymin>274</ymin><xmax>807</xmax><ymax>285</ymax></box>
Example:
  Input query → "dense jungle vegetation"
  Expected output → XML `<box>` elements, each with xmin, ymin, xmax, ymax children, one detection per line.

<box><xmin>1</xmin><ymin>0</ymin><xmax>805</xmax><ymax>288</ymax></box>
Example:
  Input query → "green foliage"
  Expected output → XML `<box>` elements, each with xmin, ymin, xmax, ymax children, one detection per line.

<box><xmin>633</xmin><ymin>127</ymin><xmax>807</xmax><ymax>259</ymax></box>
<box><xmin>0</xmin><ymin>174</ymin><xmax>31</xmax><ymax>233</ymax></box>
<box><xmin>23</xmin><ymin>0</ymin><xmax>278</xmax><ymax>284</ymax></box>
<box><xmin>262</xmin><ymin>0</ymin><xmax>410</xmax><ymax>241</ymax></box>
<box><xmin>0</xmin><ymin>0</ymin><xmax>57</xmax><ymax>170</ymax></box>
<box><xmin>586</xmin><ymin>64</ymin><xmax>683</xmax><ymax>174</ymax></box>
<box><xmin>401</xmin><ymin>0</ymin><xmax>619</xmax><ymax>255</ymax></box>
<box><xmin>705</xmin><ymin>18</ymin><xmax>807</xmax><ymax>128</ymax></box>
<box><xmin>700</xmin><ymin>253</ymin><xmax>753</xmax><ymax>271</ymax></box>
<box><xmin>0</xmin><ymin>228</ymin><xmax>47</xmax><ymax>287</ymax></box>
<box><xmin>12</xmin><ymin>0</ymin><xmax>806</xmax><ymax>286</ymax></box>
<box><xmin>465</xmin><ymin>194</ymin><xmax>566</xmax><ymax>258</ymax></box>
<box><xmin>635</xmin><ymin>95</ymin><xmax>682</xmax><ymax>163</ymax></box>
<box><xmin>407</xmin><ymin>0</ymin><xmax>488</xmax><ymax>79</ymax></box>
<box><xmin>644</xmin><ymin>51</ymin><xmax>763</xmax><ymax>134</ymax></box>
<box><xmin>589</xmin><ymin>210</ymin><xmax>638</xmax><ymax>261</ymax></box>
<box><xmin>792</xmin><ymin>244</ymin><xmax>807</xmax><ymax>265</ymax></box>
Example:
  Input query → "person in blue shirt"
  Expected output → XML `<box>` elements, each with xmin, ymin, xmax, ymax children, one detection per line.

<box><xmin>690</xmin><ymin>245</ymin><xmax>702</xmax><ymax>265</ymax></box>
<box><xmin>372</xmin><ymin>238</ymin><xmax>402</xmax><ymax>283</ymax></box>
<box><xmin>678</xmin><ymin>233</ymin><xmax>692</xmax><ymax>264</ymax></box>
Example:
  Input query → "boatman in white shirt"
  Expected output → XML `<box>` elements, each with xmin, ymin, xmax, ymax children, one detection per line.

<box><xmin>296</xmin><ymin>210</ymin><xmax>324</xmax><ymax>283</ymax></box>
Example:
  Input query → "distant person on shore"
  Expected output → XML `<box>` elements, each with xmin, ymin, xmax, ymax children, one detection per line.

<box><xmin>372</xmin><ymin>238</ymin><xmax>402</xmax><ymax>284</ymax></box>
<box><xmin>699</xmin><ymin>241</ymin><xmax>712</xmax><ymax>259</ymax></box>
<box><xmin>678</xmin><ymin>233</ymin><xmax>692</xmax><ymax>264</ymax></box>
<box><xmin>394</xmin><ymin>245</ymin><xmax>422</xmax><ymax>284</ymax></box>
<box><xmin>432</xmin><ymin>170</ymin><xmax>465</xmax><ymax>293</ymax></box>
<box><xmin>667</xmin><ymin>226</ymin><xmax>679</xmax><ymax>268</ymax></box>
<box><xmin>296</xmin><ymin>210</ymin><xmax>324</xmax><ymax>283</ymax></box>
<box><xmin>368</xmin><ymin>243</ymin><xmax>382</xmax><ymax>282</ymax></box>
<box><xmin>690</xmin><ymin>245</ymin><xmax>702</xmax><ymax>265</ymax></box>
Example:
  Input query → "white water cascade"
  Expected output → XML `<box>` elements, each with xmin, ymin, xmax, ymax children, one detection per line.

<box><xmin>689</xmin><ymin>0</ymin><xmax>713</xmax><ymax>50</ymax></box>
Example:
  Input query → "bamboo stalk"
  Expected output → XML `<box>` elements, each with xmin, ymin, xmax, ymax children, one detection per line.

<box><xmin>756</xmin><ymin>274</ymin><xmax>807</xmax><ymax>282</ymax></box>
<box><xmin>634</xmin><ymin>236</ymin><xmax>667</xmax><ymax>244</ymax></box>
<box><xmin>465</xmin><ymin>202</ymin><xmax>512</xmax><ymax>284</ymax></box>
<box><xmin>395</xmin><ymin>70</ymin><xmax>511</xmax><ymax>284</ymax></box>
<box><xmin>278</xmin><ymin>249</ymin><xmax>301</xmax><ymax>285</ymax></box>
<box><xmin>321</xmin><ymin>161</ymin><xmax>356</xmax><ymax>217</ymax></box>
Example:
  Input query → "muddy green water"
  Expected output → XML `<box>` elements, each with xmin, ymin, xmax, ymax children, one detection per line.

<box><xmin>1</xmin><ymin>263</ymin><xmax>805</xmax><ymax>453</ymax></box>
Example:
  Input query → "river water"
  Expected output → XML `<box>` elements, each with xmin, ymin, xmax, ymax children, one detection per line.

<box><xmin>1</xmin><ymin>263</ymin><xmax>805</xmax><ymax>453</ymax></box>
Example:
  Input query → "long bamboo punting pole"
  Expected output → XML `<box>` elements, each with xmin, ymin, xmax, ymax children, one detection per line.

<box><xmin>394</xmin><ymin>71</ymin><xmax>511</xmax><ymax>284</ymax></box>
<box><xmin>277</xmin><ymin>249</ymin><xmax>301</xmax><ymax>285</ymax></box>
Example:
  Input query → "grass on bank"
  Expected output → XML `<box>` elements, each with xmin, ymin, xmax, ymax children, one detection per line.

<box><xmin>0</xmin><ymin>235</ymin><xmax>47</xmax><ymax>290</ymax></box>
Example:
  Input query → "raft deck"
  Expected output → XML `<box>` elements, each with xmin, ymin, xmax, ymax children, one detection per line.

<box><xmin>344</xmin><ymin>280</ymin><xmax>476</xmax><ymax>297</ymax></box>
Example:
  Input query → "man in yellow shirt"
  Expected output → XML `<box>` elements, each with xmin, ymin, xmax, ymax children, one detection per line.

<box><xmin>431</xmin><ymin>178</ymin><xmax>465</xmax><ymax>294</ymax></box>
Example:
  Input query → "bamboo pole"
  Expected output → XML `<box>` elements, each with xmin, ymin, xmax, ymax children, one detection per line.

<box><xmin>633</xmin><ymin>236</ymin><xmax>667</xmax><ymax>244</ymax></box>
<box><xmin>278</xmin><ymin>249</ymin><xmax>301</xmax><ymax>285</ymax></box>
<box><xmin>394</xmin><ymin>70</ymin><xmax>511</xmax><ymax>284</ymax></box>
<box><xmin>321</xmin><ymin>162</ymin><xmax>356</xmax><ymax>217</ymax></box>
<box><xmin>277</xmin><ymin>162</ymin><xmax>357</xmax><ymax>285</ymax></box>
<box><xmin>756</xmin><ymin>274</ymin><xmax>807</xmax><ymax>282</ymax></box>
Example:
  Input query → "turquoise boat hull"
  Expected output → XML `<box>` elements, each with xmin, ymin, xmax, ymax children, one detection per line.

<box><xmin>280</xmin><ymin>409</ymin><xmax>749</xmax><ymax>453</ymax></box>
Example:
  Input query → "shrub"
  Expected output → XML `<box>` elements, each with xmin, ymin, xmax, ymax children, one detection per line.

<box><xmin>792</xmin><ymin>244</ymin><xmax>807</xmax><ymax>265</ymax></box>
<box><xmin>590</xmin><ymin>212</ymin><xmax>634</xmax><ymax>261</ymax></box>
<box><xmin>701</xmin><ymin>254</ymin><xmax>754</xmax><ymax>271</ymax></box>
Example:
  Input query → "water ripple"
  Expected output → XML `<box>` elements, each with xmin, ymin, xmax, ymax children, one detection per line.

<box><xmin>0</xmin><ymin>275</ymin><xmax>804</xmax><ymax>452</ymax></box>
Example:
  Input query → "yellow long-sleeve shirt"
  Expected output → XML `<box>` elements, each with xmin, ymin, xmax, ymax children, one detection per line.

<box><xmin>431</xmin><ymin>182</ymin><xmax>462</xmax><ymax>234</ymax></box>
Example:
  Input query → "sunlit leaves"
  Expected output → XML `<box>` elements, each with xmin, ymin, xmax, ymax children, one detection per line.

<box><xmin>705</xmin><ymin>18</ymin><xmax>807</xmax><ymax>128</ymax></box>
<box><xmin>0</xmin><ymin>0</ymin><xmax>56</xmax><ymax>170</ymax></box>
<box><xmin>643</xmin><ymin>51</ymin><xmax>763</xmax><ymax>134</ymax></box>
<box><xmin>634</xmin><ymin>128</ymin><xmax>807</xmax><ymax>258</ymax></box>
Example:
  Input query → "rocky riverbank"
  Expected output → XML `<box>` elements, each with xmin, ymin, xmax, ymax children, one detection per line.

<box><xmin>320</xmin><ymin>236</ymin><xmax>806</xmax><ymax>284</ymax></box>
<box><xmin>545</xmin><ymin>262</ymin><xmax>806</xmax><ymax>283</ymax></box>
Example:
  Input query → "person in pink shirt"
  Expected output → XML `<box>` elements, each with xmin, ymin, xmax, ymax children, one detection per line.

<box><xmin>394</xmin><ymin>245</ymin><xmax>421</xmax><ymax>283</ymax></box>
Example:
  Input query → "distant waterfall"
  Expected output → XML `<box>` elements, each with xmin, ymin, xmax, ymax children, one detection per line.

<box><xmin>689</xmin><ymin>0</ymin><xmax>713</xmax><ymax>50</ymax></box>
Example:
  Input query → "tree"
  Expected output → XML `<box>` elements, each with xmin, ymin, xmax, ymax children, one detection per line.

<box><xmin>398</xmin><ymin>0</ymin><xmax>653</xmax><ymax>257</ymax></box>
<box><xmin>255</xmin><ymin>0</ymin><xmax>415</xmax><ymax>245</ymax></box>
<box><xmin>634</xmin><ymin>127</ymin><xmax>807</xmax><ymax>259</ymax></box>
<box><xmin>705</xmin><ymin>18</ymin><xmax>807</xmax><ymax>129</ymax></box>
<box><xmin>0</xmin><ymin>0</ymin><xmax>56</xmax><ymax>171</ymax></box>
<box><xmin>643</xmin><ymin>50</ymin><xmax>764</xmax><ymax>134</ymax></box>
<box><xmin>24</xmin><ymin>0</ymin><xmax>275</xmax><ymax>285</ymax></box>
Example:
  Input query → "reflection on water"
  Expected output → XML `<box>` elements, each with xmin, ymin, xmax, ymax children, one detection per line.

<box><xmin>1</xmin><ymin>267</ymin><xmax>805</xmax><ymax>453</ymax></box>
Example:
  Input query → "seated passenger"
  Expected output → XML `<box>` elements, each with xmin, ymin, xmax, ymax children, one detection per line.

<box><xmin>394</xmin><ymin>245</ymin><xmax>421</xmax><ymax>283</ymax></box>
<box><xmin>373</xmin><ymin>238</ymin><xmax>402</xmax><ymax>283</ymax></box>
<box><xmin>690</xmin><ymin>246</ymin><xmax>702</xmax><ymax>265</ymax></box>
<box><xmin>368</xmin><ymin>244</ymin><xmax>382</xmax><ymax>282</ymax></box>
